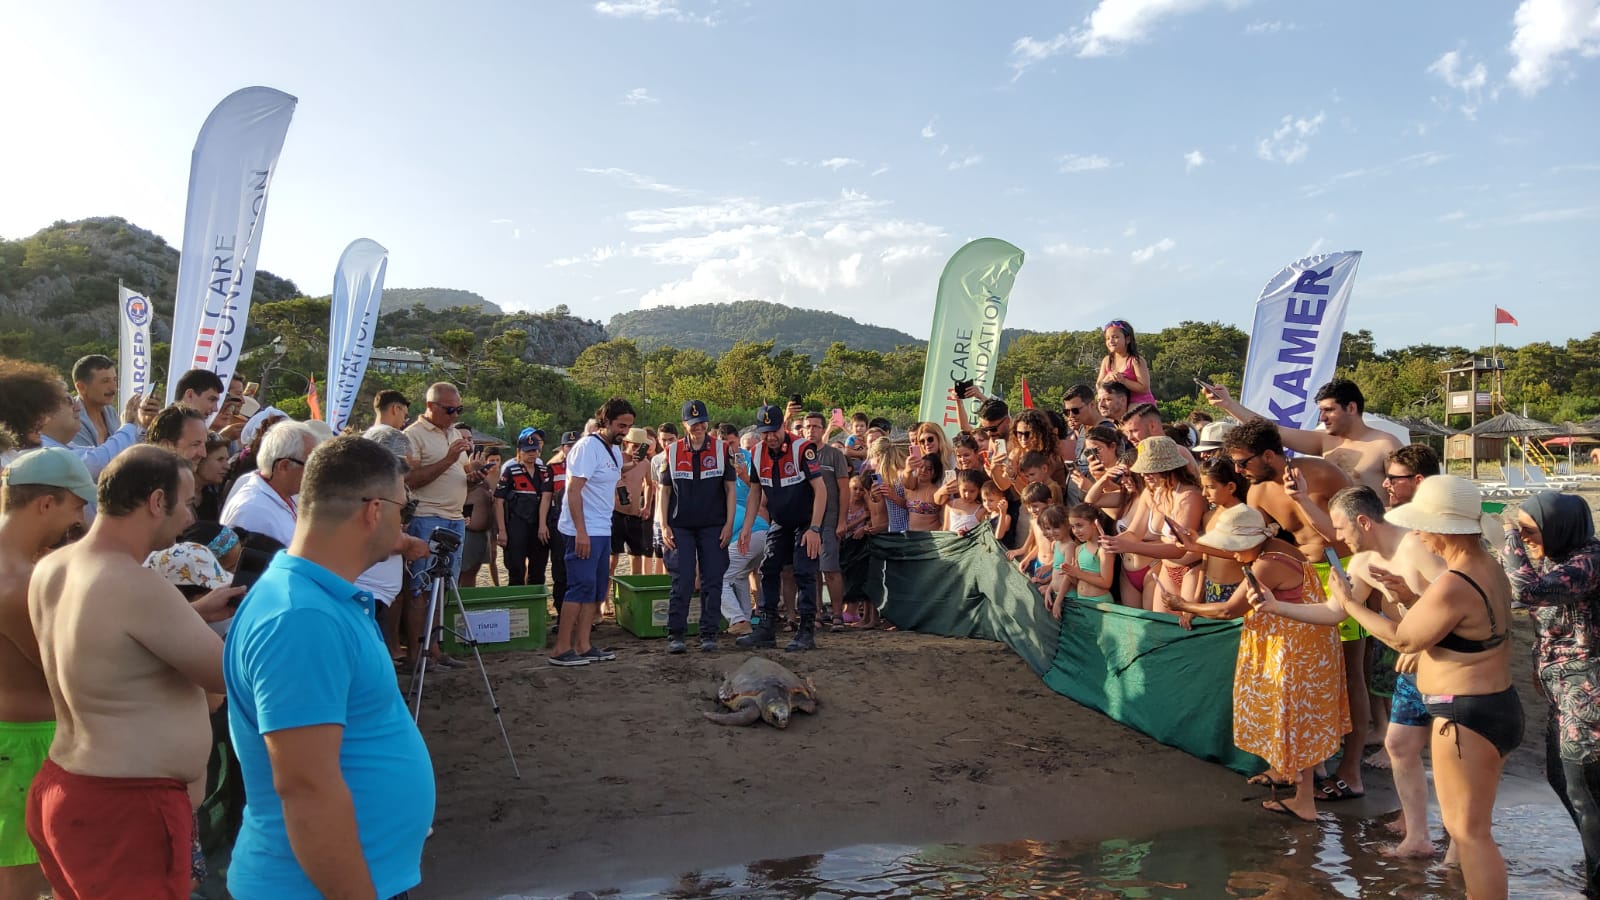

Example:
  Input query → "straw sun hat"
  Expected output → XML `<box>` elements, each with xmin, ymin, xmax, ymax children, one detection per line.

<box><xmin>1197</xmin><ymin>504</ymin><xmax>1275</xmax><ymax>553</ymax></box>
<box><xmin>1385</xmin><ymin>475</ymin><xmax>1486</xmax><ymax>535</ymax></box>
<box><xmin>1130</xmin><ymin>436</ymin><xmax>1187</xmax><ymax>474</ymax></box>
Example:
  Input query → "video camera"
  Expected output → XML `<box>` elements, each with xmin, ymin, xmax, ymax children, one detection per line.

<box><xmin>418</xmin><ymin>526</ymin><xmax>463</xmax><ymax>582</ymax></box>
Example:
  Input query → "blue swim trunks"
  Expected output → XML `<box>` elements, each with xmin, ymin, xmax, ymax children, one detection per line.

<box><xmin>1391</xmin><ymin>672</ymin><xmax>1430</xmax><ymax>727</ymax></box>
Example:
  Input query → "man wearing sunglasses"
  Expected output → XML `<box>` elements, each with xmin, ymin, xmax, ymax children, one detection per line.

<box><xmin>1382</xmin><ymin>444</ymin><xmax>1439</xmax><ymax>509</ymax></box>
<box><xmin>401</xmin><ymin>383</ymin><xmax>482</xmax><ymax>670</ymax></box>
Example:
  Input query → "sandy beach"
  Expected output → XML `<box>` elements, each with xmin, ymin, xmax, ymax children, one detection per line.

<box><xmin>410</xmin><ymin>489</ymin><xmax>1590</xmax><ymax>899</ymax></box>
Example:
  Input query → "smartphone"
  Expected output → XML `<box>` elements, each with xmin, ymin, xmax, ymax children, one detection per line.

<box><xmin>1324</xmin><ymin>548</ymin><xmax>1353</xmax><ymax>592</ymax></box>
<box><xmin>1162</xmin><ymin>514</ymin><xmax>1181</xmax><ymax>535</ymax></box>
<box><xmin>953</xmin><ymin>378</ymin><xmax>975</xmax><ymax>397</ymax></box>
<box><xmin>993</xmin><ymin>438</ymin><xmax>1008</xmax><ymax>458</ymax></box>
<box><xmin>1241</xmin><ymin>563</ymin><xmax>1262</xmax><ymax>595</ymax></box>
<box><xmin>790</xmin><ymin>393</ymin><xmax>803</xmax><ymax>405</ymax></box>
<box><xmin>1194</xmin><ymin>377</ymin><xmax>1214</xmax><ymax>392</ymax></box>
<box><xmin>144</xmin><ymin>383</ymin><xmax>161</xmax><ymax>402</ymax></box>
<box><xmin>1115</xmin><ymin>520</ymin><xmax>1129</xmax><ymax>533</ymax></box>
<box><xmin>1076</xmin><ymin>458</ymin><xmax>1090</xmax><ymax>476</ymax></box>
<box><xmin>244</xmin><ymin>381</ymin><xmax>260</xmax><ymax>397</ymax></box>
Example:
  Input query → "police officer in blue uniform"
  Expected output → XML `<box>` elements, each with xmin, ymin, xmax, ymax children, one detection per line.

<box><xmin>656</xmin><ymin>399</ymin><xmax>741</xmax><ymax>653</ymax></box>
<box><xmin>736</xmin><ymin>404</ymin><xmax>827</xmax><ymax>652</ymax></box>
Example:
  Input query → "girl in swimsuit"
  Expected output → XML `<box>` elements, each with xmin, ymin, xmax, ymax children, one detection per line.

<box><xmin>1196</xmin><ymin>457</ymin><xmax>1248</xmax><ymax>603</ymax></box>
<box><xmin>1333</xmin><ymin>476</ymin><xmax>1520</xmax><ymax>900</ymax></box>
<box><xmin>943</xmin><ymin>469</ymin><xmax>988</xmax><ymax>535</ymax></box>
<box><xmin>1097</xmin><ymin>319</ymin><xmax>1157</xmax><ymax>406</ymax></box>
<box><xmin>1036</xmin><ymin>504</ymin><xmax>1071</xmax><ymax>617</ymax></box>
<box><xmin>1050</xmin><ymin>503</ymin><xmax>1116</xmax><ymax>609</ymax></box>
<box><xmin>900</xmin><ymin>453</ymin><xmax>945</xmax><ymax>533</ymax></box>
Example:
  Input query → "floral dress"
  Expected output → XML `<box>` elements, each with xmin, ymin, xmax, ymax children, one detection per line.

<box><xmin>1505</xmin><ymin>534</ymin><xmax>1600</xmax><ymax>763</ymax></box>
<box><xmin>1233</xmin><ymin>552</ymin><xmax>1351</xmax><ymax>774</ymax></box>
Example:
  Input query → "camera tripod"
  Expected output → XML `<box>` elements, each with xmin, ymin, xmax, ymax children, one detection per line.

<box><xmin>409</xmin><ymin>528</ymin><xmax>521</xmax><ymax>777</ymax></box>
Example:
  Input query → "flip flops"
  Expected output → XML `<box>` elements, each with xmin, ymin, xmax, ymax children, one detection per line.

<box><xmin>1316</xmin><ymin>777</ymin><xmax>1365</xmax><ymax>801</ymax></box>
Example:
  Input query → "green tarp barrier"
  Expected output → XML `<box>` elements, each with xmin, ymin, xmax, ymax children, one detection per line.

<box><xmin>843</xmin><ymin>527</ymin><xmax>1263</xmax><ymax>776</ymax></box>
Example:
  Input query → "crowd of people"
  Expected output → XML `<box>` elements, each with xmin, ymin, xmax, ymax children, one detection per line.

<box><xmin>0</xmin><ymin>315</ymin><xmax>1597</xmax><ymax>899</ymax></box>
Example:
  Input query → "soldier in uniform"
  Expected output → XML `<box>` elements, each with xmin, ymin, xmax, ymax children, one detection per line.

<box><xmin>736</xmin><ymin>405</ymin><xmax>827</xmax><ymax>652</ymax></box>
<box><xmin>656</xmin><ymin>400</ymin><xmax>744</xmax><ymax>654</ymax></box>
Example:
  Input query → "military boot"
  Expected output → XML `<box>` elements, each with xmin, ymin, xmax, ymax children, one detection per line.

<box><xmin>736</xmin><ymin>614</ymin><xmax>777</xmax><ymax>649</ymax></box>
<box><xmin>785</xmin><ymin>620</ymin><xmax>817</xmax><ymax>652</ymax></box>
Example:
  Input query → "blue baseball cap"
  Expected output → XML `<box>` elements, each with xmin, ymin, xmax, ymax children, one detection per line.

<box><xmin>2</xmin><ymin>447</ymin><xmax>96</xmax><ymax>504</ymax></box>
<box><xmin>517</xmin><ymin>427</ymin><xmax>544</xmax><ymax>449</ymax></box>
<box><xmin>681</xmin><ymin>399</ymin><xmax>709</xmax><ymax>425</ymax></box>
<box><xmin>755</xmin><ymin>404</ymin><xmax>785</xmax><ymax>433</ymax></box>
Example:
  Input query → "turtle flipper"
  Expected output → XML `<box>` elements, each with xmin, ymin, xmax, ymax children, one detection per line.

<box><xmin>703</xmin><ymin>699</ymin><xmax>762</xmax><ymax>726</ymax></box>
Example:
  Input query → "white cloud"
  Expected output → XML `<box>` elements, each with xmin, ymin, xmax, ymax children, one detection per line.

<box><xmin>1507</xmin><ymin>0</ymin><xmax>1600</xmax><ymax>96</ymax></box>
<box><xmin>549</xmin><ymin>245</ymin><xmax>623</xmax><ymax>267</ymax></box>
<box><xmin>1043</xmin><ymin>243</ymin><xmax>1112</xmax><ymax>258</ymax></box>
<box><xmin>1130</xmin><ymin>237</ymin><xmax>1175</xmax><ymax>264</ymax></box>
<box><xmin>870</xmin><ymin>165</ymin><xmax>891</xmax><ymax>176</ymax></box>
<box><xmin>948</xmin><ymin>154</ymin><xmax>984</xmax><ymax>171</ymax></box>
<box><xmin>1296</xmin><ymin>150</ymin><xmax>1451</xmax><ymax>198</ymax></box>
<box><xmin>606</xmin><ymin>189</ymin><xmax>950</xmax><ymax>318</ymax></box>
<box><xmin>593</xmin><ymin>0</ymin><xmax>714</xmax><ymax>25</ymax></box>
<box><xmin>921</xmin><ymin>118</ymin><xmax>938</xmax><ymax>139</ymax></box>
<box><xmin>580</xmin><ymin>166</ymin><xmax>695</xmax><ymax>196</ymax></box>
<box><xmin>1427</xmin><ymin>50</ymin><xmax>1488</xmax><ymax>118</ymax></box>
<box><xmin>622</xmin><ymin>87</ymin><xmax>659</xmax><ymax>105</ymax></box>
<box><xmin>1361</xmin><ymin>261</ymin><xmax>1504</xmax><ymax>298</ymax></box>
<box><xmin>1245</xmin><ymin>20</ymin><xmax>1297</xmax><ymax>35</ymax></box>
<box><xmin>1475</xmin><ymin>205</ymin><xmax>1600</xmax><ymax>226</ymax></box>
<box><xmin>1010</xmin><ymin>0</ymin><xmax>1231</xmax><ymax>74</ymax></box>
<box><xmin>1256</xmin><ymin>110</ymin><xmax>1326</xmax><ymax>164</ymax></box>
<box><xmin>1550</xmin><ymin>161</ymin><xmax>1600</xmax><ymax>173</ymax></box>
<box><xmin>819</xmin><ymin>157</ymin><xmax>862</xmax><ymax>171</ymax></box>
<box><xmin>1057</xmin><ymin>153</ymin><xmax>1115</xmax><ymax>173</ymax></box>
<box><xmin>1183</xmin><ymin>149</ymin><xmax>1207</xmax><ymax>172</ymax></box>
<box><xmin>1122</xmin><ymin>222</ymin><xmax>1138</xmax><ymax>237</ymax></box>
<box><xmin>1437</xmin><ymin>210</ymin><xmax>1469</xmax><ymax>222</ymax></box>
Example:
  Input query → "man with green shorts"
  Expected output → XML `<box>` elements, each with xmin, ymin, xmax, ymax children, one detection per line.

<box><xmin>0</xmin><ymin>449</ymin><xmax>94</xmax><ymax>898</ymax></box>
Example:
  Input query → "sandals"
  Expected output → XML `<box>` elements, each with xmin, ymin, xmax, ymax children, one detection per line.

<box><xmin>1316</xmin><ymin>778</ymin><xmax>1364</xmax><ymax>802</ymax></box>
<box><xmin>1247</xmin><ymin>772</ymin><xmax>1295</xmax><ymax>789</ymax></box>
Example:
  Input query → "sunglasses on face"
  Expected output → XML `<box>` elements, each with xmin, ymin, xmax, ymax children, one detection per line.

<box><xmin>1013</xmin><ymin>429</ymin><xmax>1032</xmax><ymax>437</ymax></box>
<box><xmin>1063</xmin><ymin>405</ymin><xmax>1086</xmax><ymax>416</ymax></box>
<box><xmin>432</xmin><ymin>402</ymin><xmax>465</xmax><ymax>415</ymax></box>
<box><xmin>1381</xmin><ymin>471</ymin><xmax>1419</xmax><ymax>483</ymax></box>
<box><xmin>1230</xmin><ymin>452</ymin><xmax>1261</xmax><ymax>469</ymax></box>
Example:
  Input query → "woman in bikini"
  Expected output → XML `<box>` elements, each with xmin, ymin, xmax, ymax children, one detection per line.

<box><xmin>1335</xmin><ymin>475</ymin><xmax>1520</xmax><ymax>900</ymax></box>
<box><xmin>1165</xmin><ymin>503</ymin><xmax>1349</xmax><ymax>826</ymax></box>
<box><xmin>899</xmin><ymin>452</ymin><xmax>945</xmax><ymax>533</ymax></box>
<box><xmin>1086</xmin><ymin>448</ymin><xmax>1151</xmax><ymax>608</ymax></box>
<box><xmin>1099</xmin><ymin>436</ymin><xmax>1206</xmax><ymax>612</ymax></box>
<box><xmin>1098</xmin><ymin>319</ymin><xmax>1157</xmax><ymax>406</ymax></box>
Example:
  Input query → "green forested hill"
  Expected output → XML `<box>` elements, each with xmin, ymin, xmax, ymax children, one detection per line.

<box><xmin>608</xmin><ymin>299</ymin><xmax>921</xmax><ymax>358</ymax></box>
<box><xmin>380</xmin><ymin>286</ymin><xmax>502</xmax><ymax>316</ymax></box>
<box><xmin>0</xmin><ymin>216</ymin><xmax>299</xmax><ymax>366</ymax></box>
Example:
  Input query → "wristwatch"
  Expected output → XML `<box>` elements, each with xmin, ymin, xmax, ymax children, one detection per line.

<box><xmin>808</xmin><ymin>525</ymin><xmax>822</xmax><ymax>534</ymax></box>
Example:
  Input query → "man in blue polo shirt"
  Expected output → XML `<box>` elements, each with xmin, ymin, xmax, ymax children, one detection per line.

<box><xmin>225</xmin><ymin>435</ymin><xmax>434</xmax><ymax>900</ymax></box>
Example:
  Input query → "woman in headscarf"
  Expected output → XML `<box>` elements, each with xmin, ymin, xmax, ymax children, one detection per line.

<box><xmin>1505</xmin><ymin>491</ymin><xmax>1600</xmax><ymax>897</ymax></box>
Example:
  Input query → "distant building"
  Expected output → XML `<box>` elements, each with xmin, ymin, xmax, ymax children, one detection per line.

<box><xmin>369</xmin><ymin>346</ymin><xmax>459</xmax><ymax>375</ymax></box>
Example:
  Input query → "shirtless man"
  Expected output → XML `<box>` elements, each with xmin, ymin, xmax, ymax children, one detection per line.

<box><xmin>0</xmin><ymin>449</ymin><xmax>93</xmax><ymax>900</ymax></box>
<box><xmin>610</xmin><ymin>426</ymin><xmax>655</xmax><ymax>578</ymax></box>
<box><xmin>1222</xmin><ymin>419</ymin><xmax>1353</xmax><ymax>560</ymax></box>
<box><xmin>1265</xmin><ymin>486</ymin><xmax>1447</xmax><ymax>857</ymax></box>
<box><xmin>1204</xmin><ymin>377</ymin><xmax>1401</xmax><ymax>493</ymax></box>
<box><xmin>26</xmin><ymin>446</ymin><xmax>241</xmax><ymax>899</ymax></box>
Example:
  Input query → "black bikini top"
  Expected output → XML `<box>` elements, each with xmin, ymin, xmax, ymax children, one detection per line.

<box><xmin>1434</xmin><ymin>570</ymin><xmax>1508</xmax><ymax>654</ymax></box>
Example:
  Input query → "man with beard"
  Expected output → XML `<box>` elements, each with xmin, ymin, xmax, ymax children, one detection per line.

<box><xmin>26</xmin><ymin>446</ymin><xmax>240</xmax><ymax>899</ymax></box>
<box><xmin>551</xmin><ymin>399</ymin><xmax>637</xmax><ymax>666</ymax></box>
<box><xmin>1204</xmin><ymin>378</ymin><xmax>1402</xmax><ymax>493</ymax></box>
<box><xmin>0</xmin><ymin>449</ymin><xmax>94</xmax><ymax>899</ymax></box>
<box><xmin>1382</xmin><ymin>444</ymin><xmax>1441</xmax><ymax>509</ymax></box>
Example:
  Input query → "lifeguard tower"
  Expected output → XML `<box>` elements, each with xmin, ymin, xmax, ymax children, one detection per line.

<box><xmin>1442</xmin><ymin>356</ymin><xmax>1505</xmax><ymax>480</ymax></box>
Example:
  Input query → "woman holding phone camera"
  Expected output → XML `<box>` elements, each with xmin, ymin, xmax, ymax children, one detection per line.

<box><xmin>1163</xmin><ymin>503</ymin><xmax>1349</xmax><ymax>824</ymax></box>
<box><xmin>1098</xmin><ymin>436</ymin><xmax>1206</xmax><ymax>611</ymax></box>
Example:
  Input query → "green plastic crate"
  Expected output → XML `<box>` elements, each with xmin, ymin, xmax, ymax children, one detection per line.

<box><xmin>1482</xmin><ymin>500</ymin><xmax>1508</xmax><ymax>515</ymax></box>
<box><xmin>442</xmin><ymin>584</ymin><xmax>549</xmax><ymax>656</ymax></box>
<box><xmin>614</xmin><ymin>574</ymin><xmax>701</xmax><ymax>638</ymax></box>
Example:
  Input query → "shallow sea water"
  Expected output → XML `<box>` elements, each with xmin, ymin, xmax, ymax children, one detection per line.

<box><xmin>504</xmin><ymin>793</ymin><xmax>1588</xmax><ymax>899</ymax></box>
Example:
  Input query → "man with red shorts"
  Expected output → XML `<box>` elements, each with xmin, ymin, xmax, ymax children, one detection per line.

<box><xmin>26</xmin><ymin>446</ymin><xmax>239</xmax><ymax>899</ymax></box>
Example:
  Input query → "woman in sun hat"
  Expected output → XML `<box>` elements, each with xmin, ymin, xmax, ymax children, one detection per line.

<box><xmin>1164</xmin><ymin>501</ymin><xmax>1349</xmax><ymax>824</ymax></box>
<box><xmin>1502</xmin><ymin>491</ymin><xmax>1600</xmax><ymax>896</ymax></box>
<box><xmin>1336</xmin><ymin>474</ymin><xmax>1519</xmax><ymax>899</ymax></box>
<box><xmin>1099</xmin><ymin>436</ymin><xmax>1206</xmax><ymax>611</ymax></box>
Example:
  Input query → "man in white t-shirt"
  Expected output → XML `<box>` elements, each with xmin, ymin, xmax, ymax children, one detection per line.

<box><xmin>221</xmin><ymin>422</ymin><xmax>321</xmax><ymax>546</ymax></box>
<box><xmin>549</xmin><ymin>398</ymin><xmax>637</xmax><ymax>667</ymax></box>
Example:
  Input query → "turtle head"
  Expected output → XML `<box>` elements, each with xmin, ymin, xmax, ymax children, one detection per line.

<box><xmin>761</xmin><ymin>696</ymin><xmax>791</xmax><ymax>729</ymax></box>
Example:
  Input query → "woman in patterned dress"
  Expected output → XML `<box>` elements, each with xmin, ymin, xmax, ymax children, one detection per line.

<box><xmin>1505</xmin><ymin>492</ymin><xmax>1600</xmax><ymax>897</ymax></box>
<box><xmin>1164</xmin><ymin>503</ymin><xmax>1349</xmax><ymax>822</ymax></box>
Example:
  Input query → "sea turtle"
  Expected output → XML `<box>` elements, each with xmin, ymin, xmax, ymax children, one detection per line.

<box><xmin>703</xmin><ymin>656</ymin><xmax>819</xmax><ymax>728</ymax></box>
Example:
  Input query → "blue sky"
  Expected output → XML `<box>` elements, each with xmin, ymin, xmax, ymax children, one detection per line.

<box><xmin>2</xmin><ymin>0</ymin><xmax>1597</xmax><ymax>351</ymax></box>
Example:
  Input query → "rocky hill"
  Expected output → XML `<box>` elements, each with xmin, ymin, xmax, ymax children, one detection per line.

<box><xmin>0</xmin><ymin>216</ymin><xmax>299</xmax><ymax>366</ymax></box>
<box><xmin>380</xmin><ymin>286</ymin><xmax>502</xmax><ymax>316</ymax></box>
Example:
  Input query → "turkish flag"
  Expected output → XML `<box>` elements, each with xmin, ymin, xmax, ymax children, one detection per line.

<box><xmin>1021</xmin><ymin>377</ymin><xmax>1035</xmax><ymax>409</ymax></box>
<box><xmin>1495</xmin><ymin>307</ymin><xmax>1518</xmax><ymax>326</ymax></box>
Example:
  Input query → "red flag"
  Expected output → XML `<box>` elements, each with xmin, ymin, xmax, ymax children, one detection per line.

<box><xmin>1495</xmin><ymin>306</ymin><xmax>1518</xmax><ymax>326</ymax></box>
<box><xmin>306</xmin><ymin>376</ymin><xmax>323</xmax><ymax>421</ymax></box>
<box><xmin>1021</xmin><ymin>377</ymin><xmax>1035</xmax><ymax>409</ymax></box>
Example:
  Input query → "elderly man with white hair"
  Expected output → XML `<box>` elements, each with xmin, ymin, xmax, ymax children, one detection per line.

<box><xmin>221</xmin><ymin>420</ymin><xmax>323</xmax><ymax>546</ymax></box>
